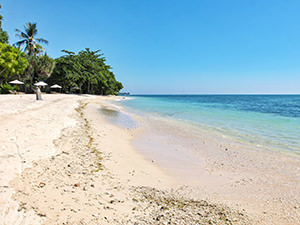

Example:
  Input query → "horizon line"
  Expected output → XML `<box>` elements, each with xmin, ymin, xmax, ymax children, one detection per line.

<box><xmin>128</xmin><ymin>93</ymin><xmax>300</xmax><ymax>95</ymax></box>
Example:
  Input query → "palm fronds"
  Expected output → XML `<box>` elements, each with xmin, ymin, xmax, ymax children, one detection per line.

<box><xmin>14</xmin><ymin>22</ymin><xmax>48</xmax><ymax>56</ymax></box>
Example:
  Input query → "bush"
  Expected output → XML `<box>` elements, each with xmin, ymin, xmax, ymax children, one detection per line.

<box><xmin>0</xmin><ymin>83</ymin><xmax>18</xmax><ymax>94</ymax></box>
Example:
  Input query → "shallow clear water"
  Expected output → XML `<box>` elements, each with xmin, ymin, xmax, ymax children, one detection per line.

<box><xmin>99</xmin><ymin>106</ymin><xmax>137</xmax><ymax>129</ymax></box>
<box><xmin>120</xmin><ymin>95</ymin><xmax>300</xmax><ymax>154</ymax></box>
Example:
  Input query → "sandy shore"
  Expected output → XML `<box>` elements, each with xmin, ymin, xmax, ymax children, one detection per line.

<box><xmin>0</xmin><ymin>94</ymin><xmax>85</xmax><ymax>224</ymax></box>
<box><xmin>0</xmin><ymin>94</ymin><xmax>298</xmax><ymax>224</ymax></box>
<box><xmin>130</xmin><ymin>113</ymin><xmax>300</xmax><ymax>224</ymax></box>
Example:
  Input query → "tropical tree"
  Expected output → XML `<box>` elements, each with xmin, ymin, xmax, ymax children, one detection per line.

<box><xmin>47</xmin><ymin>50</ymin><xmax>83</xmax><ymax>92</ymax></box>
<box><xmin>14</xmin><ymin>22</ymin><xmax>48</xmax><ymax>56</ymax></box>
<box><xmin>0</xmin><ymin>4</ymin><xmax>9</xmax><ymax>44</ymax></box>
<box><xmin>14</xmin><ymin>22</ymin><xmax>53</xmax><ymax>91</ymax></box>
<box><xmin>0</xmin><ymin>43</ymin><xmax>28</xmax><ymax>82</ymax></box>
<box><xmin>48</xmin><ymin>48</ymin><xmax>123</xmax><ymax>95</ymax></box>
<box><xmin>22</xmin><ymin>54</ymin><xmax>55</xmax><ymax>88</ymax></box>
<box><xmin>30</xmin><ymin>54</ymin><xmax>55</xmax><ymax>79</ymax></box>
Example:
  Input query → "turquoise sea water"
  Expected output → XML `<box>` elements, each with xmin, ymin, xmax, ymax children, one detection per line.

<box><xmin>120</xmin><ymin>95</ymin><xmax>300</xmax><ymax>155</ymax></box>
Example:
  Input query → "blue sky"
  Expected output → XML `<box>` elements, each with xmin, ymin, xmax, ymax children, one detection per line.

<box><xmin>2</xmin><ymin>0</ymin><xmax>300</xmax><ymax>94</ymax></box>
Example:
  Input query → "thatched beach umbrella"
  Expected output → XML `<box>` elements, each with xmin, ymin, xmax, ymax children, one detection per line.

<box><xmin>50</xmin><ymin>84</ymin><xmax>62</xmax><ymax>89</ymax></box>
<box><xmin>34</xmin><ymin>81</ymin><xmax>48</xmax><ymax>100</ymax></box>
<box><xmin>9</xmin><ymin>80</ymin><xmax>24</xmax><ymax>92</ymax></box>
<box><xmin>9</xmin><ymin>80</ymin><xmax>24</xmax><ymax>85</ymax></box>
<box><xmin>50</xmin><ymin>84</ymin><xmax>62</xmax><ymax>93</ymax></box>
<box><xmin>34</xmin><ymin>81</ymin><xmax>48</xmax><ymax>87</ymax></box>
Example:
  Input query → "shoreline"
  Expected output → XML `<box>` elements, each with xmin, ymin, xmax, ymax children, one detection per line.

<box><xmin>0</xmin><ymin>94</ymin><xmax>299</xmax><ymax>224</ymax></box>
<box><xmin>114</xmin><ymin>99</ymin><xmax>300</xmax><ymax>224</ymax></box>
<box><xmin>119</xmin><ymin>95</ymin><xmax>300</xmax><ymax>156</ymax></box>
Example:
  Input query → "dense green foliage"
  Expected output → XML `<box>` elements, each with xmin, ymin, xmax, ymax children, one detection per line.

<box><xmin>0</xmin><ymin>30</ymin><xmax>8</xmax><ymax>44</ymax></box>
<box><xmin>32</xmin><ymin>54</ymin><xmax>55</xmax><ymax>78</ymax></box>
<box><xmin>0</xmin><ymin>43</ymin><xmax>29</xmax><ymax>81</ymax></box>
<box><xmin>15</xmin><ymin>22</ymin><xmax>48</xmax><ymax>56</ymax></box>
<box><xmin>0</xmin><ymin>83</ymin><xmax>17</xmax><ymax>94</ymax></box>
<box><xmin>48</xmin><ymin>48</ymin><xmax>123</xmax><ymax>95</ymax></box>
<box><xmin>23</xmin><ymin>54</ymin><xmax>55</xmax><ymax>88</ymax></box>
<box><xmin>0</xmin><ymin>5</ymin><xmax>8</xmax><ymax>44</ymax></box>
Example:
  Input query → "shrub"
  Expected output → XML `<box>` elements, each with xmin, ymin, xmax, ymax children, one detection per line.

<box><xmin>0</xmin><ymin>83</ymin><xmax>18</xmax><ymax>94</ymax></box>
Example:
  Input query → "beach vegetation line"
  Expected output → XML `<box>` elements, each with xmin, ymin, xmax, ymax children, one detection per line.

<box><xmin>0</xmin><ymin>4</ymin><xmax>123</xmax><ymax>95</ymax></box>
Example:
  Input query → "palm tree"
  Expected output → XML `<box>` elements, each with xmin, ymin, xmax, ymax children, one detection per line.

<box><xmin>14</xmin><ymin>22</ymin><xmax>48</xmax><ymax>56</ymax></box>
<box><xmin>14</xmin><ymin>22</ymin><xmax>49</xmax><ymax>91</ymax></box>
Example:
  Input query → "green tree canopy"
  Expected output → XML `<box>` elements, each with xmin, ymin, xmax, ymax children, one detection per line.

<box><xmin>34</xmin><ymin>54</ymin><xmax>55</xmax><ymax>78</ymax></box>
<box><xmin>0</xmin><ymin>43</ymin><xmax>28</xmax><ymax>81</ymax></box>
<box><xmin>48</xmin><ymin>48</ymin><xmax>123</xmax><ymax>95</ymax></box>
<box><xmin>22</xmin><ymin>54</ymin><xmax>55</xmax><ymax>87</ymax></box>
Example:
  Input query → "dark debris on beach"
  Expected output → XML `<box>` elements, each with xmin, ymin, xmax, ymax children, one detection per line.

<box><xmin>122</xmin><ymin>186</ymin><xmax>252</xmax><ymax>225</ymax></box>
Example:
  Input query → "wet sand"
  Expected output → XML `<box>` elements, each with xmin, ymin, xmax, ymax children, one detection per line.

<box><xmin>127</xmin><ymin>109</ymin><xmax>300</xmax><ymax>224</ymax></box>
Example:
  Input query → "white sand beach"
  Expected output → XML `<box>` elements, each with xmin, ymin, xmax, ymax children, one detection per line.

<box><xmin>0</xmin><ymin>94</ymin><xmax>299</xmax><ymax>224</ymax></box>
